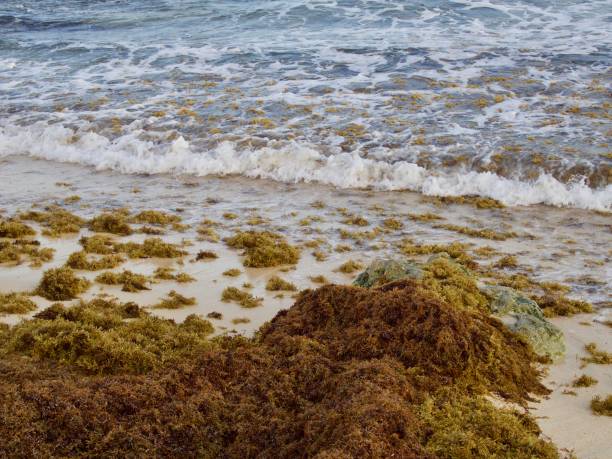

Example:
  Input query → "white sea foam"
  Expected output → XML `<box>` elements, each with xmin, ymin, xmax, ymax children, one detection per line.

<box><xmin>1</xmin><ymin>123</ymin><xmax>609</xmax><ymax>211</ymax></box>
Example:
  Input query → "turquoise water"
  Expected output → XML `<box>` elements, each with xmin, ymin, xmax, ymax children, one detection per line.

<box><xmin>1</xmin><ymin>1</ymin><xmax>611</xmax><ymax>208</ymax></box>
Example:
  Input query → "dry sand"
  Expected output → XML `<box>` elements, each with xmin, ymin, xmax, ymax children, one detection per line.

<box><xmin>530</xmin><ymin>313</ymin><xmax>612</xmax><ymax>459</ymax></box>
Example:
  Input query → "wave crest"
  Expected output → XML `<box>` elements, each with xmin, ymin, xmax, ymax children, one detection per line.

<box><xmin>1</xmin><ymin>123</ymin><xmax>610</xmax><ymax>211</ymax></box>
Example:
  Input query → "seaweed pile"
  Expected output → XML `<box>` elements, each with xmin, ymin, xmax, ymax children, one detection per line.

<box><xmin>0</xmin><ymin>279</ymin><xmax>558</xmax><ymax>458</ymax></box>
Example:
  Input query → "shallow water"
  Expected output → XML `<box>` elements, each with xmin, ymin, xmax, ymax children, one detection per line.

<box><xmin>1</xmin><ymin>0</ymin><xmax>610</xmax><ymax>209</ymax></box>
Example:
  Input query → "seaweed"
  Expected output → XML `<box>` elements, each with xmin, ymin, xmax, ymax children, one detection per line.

<box><xmin>408</xmin><ymin>212</ymin><xmax>443</xmax><ymax>222</ymax></box>
<box><xmin>429</xmin><ymin>195</ymin><xmax>505</xmax><ymax>209</ymax></box>
<box><xmin>342</xmin><ymin>215</ymin><xmax>369</xmax><ymax>226</ymax></box>
<box><xmin>196</xmin><ymin>250</ymin><xmax>218</xmax><ymax>260</ymax></box>
<box><xmin>2</xmin><ymin>298</ymin><xmax>214</xmax><ymax>374</ymax></box>
<box><xmin>225</xmin><ymin>231</ymin><xmax>300</xmax><ymax>267</ymax></box>
<box><xmin>0</xmin><ymin>279</ymin><xmax>556</xmax><ymax>457</ymax></box>
<box><xmin>95</xmin><ymin>270</ymin><xmax>150</xmax><ymax>292</ymax></box>
<box><xmin>66</xmin><ymin>251</ymin><xmax>125</xmax><ymax>271</ymax></box>
<box><xmin>532</xmin><ymin>294</ymin><xmax>593</xmax><ymax>318</ymax></box>
<box><xmin>435</xmin><ymin>223</ymin><xmax>516</xmax><ymax>241</ymax></box>
<box><xmin>572</xmin><ymin>374</ymin><xmax>598</xmax><ymax>388</ymax></box>
<box><xmin>152</xmin><ymin>290</ymin><xmax>197</xmax><ymax>309</ymax></box>
<box><xmin>590</xmin><ymin>395</ymin><xmax>612</xmax><ymax>416</ymax></box>
<box><xmin>265</xmin><ymin>276</ymin><xmax>297</xmax><ymax>291</ymax></box>
<box><xmin>35</xmin><ymin>267</ymin><xmax>91</xmax><ymax>301</ymax></box>
<box><xmin>222</xmin><ymin>268</ymin><xmax>242</xmax><ymax>277</ymax></box>
<box><xmin>335</xmin><ymin>260</ymin><xmax>364</xmax><ymax>274</ymax></box>
<box><xmin>582</xmin><ymin>343</ymin><xmax>612</xmax><ymax>365</ymax></box>
<box><xmin>89</xmin><ymin>210</ymin><xmax>133</xmax><ymax>235</ymax></box>
<box><xmin>153</xmin><ymin>267</ymin><xmax>195</xmax><ymax>283</ymax></box>
<box><xmin>20</xmin><ymin>207</ymin><xmax>85</xmax><ymax>236</ymax></box>
<box><xmin>221</xmin><ymin>287</ymin><xmax>262</xmax><ymax>308</ymax></box>
<box><xmin>493</xmin><ymin>255</ymin><xmax>519</xmax><ymax>269</ymax></box>
<box><xmin>0</xmin><ymin>219</ymin><xmax>36</xmax><ymax>238</ymax></box>
<box><xmin>131</xmin><ymin>210</ymin><xmax>181</xmax><ymax>225</ymax></box>
<box><xmin>382</xmin><ymin>218</ymin><xmax>403</xmax><ymax>230</ymax></box>
<box><xmin>418</xmin><ymin>391</ymin><xmax>557</xmax><ymax>458</ymax></box>
<box><xmin>399</xmin><ymin>239</ymin><xmax>477</xmax><ymax>269</ymax></box>
<box><xmin>0</xmin><ymin>240</ymin><xmax>54</xmax><ymax>267</ymax></box>
<box><xmin>196</xmin><ymin>226</ymin><xmax>220</xmax><ymax>242</ymax></box>
<box><xmin>420</xmin><ymin>257</ymin><xmax>488</xmax><ymax>312</ymax></box>
<box><xmin>207</xmin><ymin>311</ymin><xmax>223</xmax><ymax>320</ymax></box>
<box><xmin>309</xmin><ymin>275</ymin><xmax>328</xmax><ymax>284</ymax></box>
<box><xmin>79</xmin><ymin>234</ymin><xmax>116</xmax><ymax>254</ymax></box>
<box><xmin>115</xmin><ymin>238</ymin><xmax>187</xmax><ymax>259</ymax></box>
<box><xmin>0</xmin><ymin>293</ymin><xmax>37</xmax><ymax>314</ymax></box>
<box><xmin>232</xmin><ymin>317</ymin><xmax>251</xmax><ymax>325</ymax></box>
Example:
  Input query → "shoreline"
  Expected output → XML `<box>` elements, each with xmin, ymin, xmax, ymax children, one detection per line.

<box><xmin>1</xmin><ymin>155</ymin><xmax>610</xmax><ymax>457</ymax></box>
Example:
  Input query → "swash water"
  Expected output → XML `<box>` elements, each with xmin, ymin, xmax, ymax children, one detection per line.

<box><xmin>0</xmin><ymin>0</ymin><xmax>611</xmax><ymax>209</ymax></box>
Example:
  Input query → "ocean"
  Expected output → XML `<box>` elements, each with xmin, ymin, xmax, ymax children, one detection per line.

<box><xmin>0</xmin><ymin>0</ymin><xmax>610</xmax><ymax>209</ymax></box>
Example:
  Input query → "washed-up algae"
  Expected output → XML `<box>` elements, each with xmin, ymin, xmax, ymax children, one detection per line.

<box><xmin>0</xmin><ymin>218</ymin><xmax>36</xmax><ymax>238</ymax></box>
<box><xmin>95</xmin><ymin>270</ymin><xmax>150</xmax><ymax>292</ymax></box>
<box><xmin>590</xmin><ymin>395</ymin><xmax>612</xmax><ymax>416</ymax></box>
<box><xmin>20</xmin><ymin>207</ymin><xmax>86</xmax><ymax>236</ymax></box>
<box><xmin>225</xmin><ymin>230</ymin><xmax>300</xmax><ymax>267</ymax></box>
<box><xmin>80</xmin><ymin>235</ymin><xmax>186</xmax><ymax>259</ymax></box>
<box><xmin>0</xmin><ymin>292</ymin><xmax>37</xmax><ymax>315</ymax></box>
<box><xmin>265</xmin><ymin>276</ymin><xmax>297</xmax><ymax>291</ymax></box>
<box><xmin>0</xmin><ymin>279</ymin><xmax>557</xmax><ymax>457</ymax></box>
<box><xmin>35</xmin><ymin>267</ymin><xmax>91</xmax><ymax>301</ymax></box>
<box><xmin>0</xmin><ymin>239</ymin><xmax>54</xmax><ymax>266</ymax></box>
<box><xmin>66</xmin><ymin>251</ymin><xmax>125</xmax><ymax>271</ymax></box>
<box><xmin>89</xmin><ymin>210</ymin><xmax>133</xmax><ymax>235</ymax></box>
<box><xmin>152</xmin><ymin>290</ymin><xmax>197</xmax><ymax>309</ymax></box>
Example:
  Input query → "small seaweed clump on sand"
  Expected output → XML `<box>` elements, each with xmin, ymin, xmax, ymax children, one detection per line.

<box><xmin>153</xmin><ymin>267</ymin><xmax>195</xmax><ymax>283</ymax></box>
<box><xmin>225</xmin><ymin>230</ymin><xmax>300</xmax><ymax>267</ymax></box>
<box><xmin>572</xmin><ymin>374</ymin><xmax>598</xmax><ymax>388</ymax></box>
<box><xmin>0</xmin><ymin>218</ymin><xmax>36</xmax><ymax>238</ymax></box>
<box><xmin>582</xmin><ymin>343</ymin><xmax>612</xmax><ymax>365</ymax></box>
<box><xmin>590</xmin><ymin>395</ymin><xmax>612</xmax><ymax>416</ymax></box>
<box><xmin>79</xmin><ymin>235</ymin><xmax>185</xmax><ymax>259</ymax></box>
<box><xmin>95</xmin><ymin>270</ymin><xmax>150</xmax><ymax>292</ymax></box>
<box><xmin>221</xmin><ymin>286</ymin><xmax>262</xmax><ymax>308</ymax></box>
<box><xmin>35</xmin><ymin>267</ymin><xmax>91</xmax><ymax>301</ymax></box>
<box><xmin>0</xmin><ymin>277</ymin><xmax>557</xmax><ymax>457</ymax></box>
<box><xmin>66</xmin><ymin>251</ymin><xmax>125</xmax><ymax>271</ymax></box>
<box><xmin>0</xmin><ymin>293</ymin><xmax>37</xmax><ymax>314</ymax></box>
<box><xmin>335</xmin><ymin>260</ymin><xmax>364</xmax><ymax>274</ymax></box>
<box><xmin>265</xmin><ymin>276</ymin><xmax>297</xmax><ymax>291</ymax></box>
<box><xmin>131</xmin><ymin>210</ymin><xmax>181</xmax><ymax>226</ymax></box>
<box><xmin>152</xmin><ymin>290</ymin><xmax>196</xmax><ymax>309</ymax></box>
<box><xmin>89</xmin><ymin>209</ymin><xmax>133</xmax><ymax>235</ymax></box>
<box><xmin>20</xmin><ymin>207</ymin><xmax>85</xmax><ymax>236</ymax></box>
<box><xmin>0</xmin><ymin>240</ymin><xmax>54</xmax><ymax>267</ymax></box>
